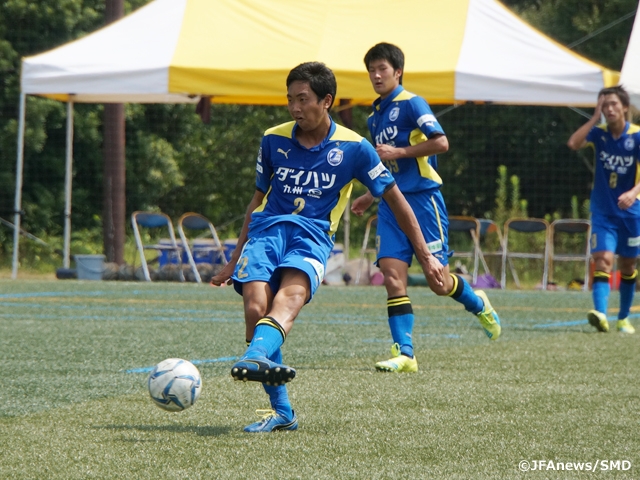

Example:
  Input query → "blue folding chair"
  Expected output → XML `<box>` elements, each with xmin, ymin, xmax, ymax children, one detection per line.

<box><xmin>177</xmin><ymin>212</ymin><xmax>227</xmax><ymax>284</ymax></box>
<box><xmin>502</xmin><ymin>218</ymin><xmax>550</xmax><ymax>289</ymax></box>
<box><xmin>549</xmin><ymin>219</ymin><xmax>591</xmax><ymax>291</ymax></box>
<box><xmin>131</xmin><ymin>211</ymin><xmax>183</xmax><ymax>282</ymax></box>
<box><xmin>448</xmin><ymin>216</ymin><xmax>487</xmax><ymax>284</ymax></box>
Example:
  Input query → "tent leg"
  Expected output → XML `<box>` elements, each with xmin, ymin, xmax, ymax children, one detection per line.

<box><xmin>63</xmin><ymin>99</ymin><xmax>74</xmax><ymax>269</ymax></box>
<box><xmin>11</xmin><ymin>93</ymin><xmax>26</xmax><ymax>280</ymax></box>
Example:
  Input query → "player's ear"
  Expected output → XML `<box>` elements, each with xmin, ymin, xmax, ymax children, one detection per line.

<box><xmin>323</xmin><ymin>94</ymin><xmax>333</xmax><ymax>110</ymax></box>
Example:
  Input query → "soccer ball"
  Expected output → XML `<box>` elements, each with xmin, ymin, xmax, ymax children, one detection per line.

<box><xmin>148</xmin><ymin>358</ymin><xmax>202</xmax><ymax>412</ymax></box>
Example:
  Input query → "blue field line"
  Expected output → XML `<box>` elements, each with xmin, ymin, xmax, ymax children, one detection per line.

<box><xmin>0</xmin><ymin>301</ymin><xmax>238</xmax><ymax>318</ymax></box>
<box><xmin>532</xmin><ymin>312</ymin><xmax>640</xmax><ymax>329</ymax></box>
<box><xmin>0</xmin><ymin>291</ymin><xmax>105</xmax><ymax>299</ymax></box>
<box><xmin>533</xmin><ymin>319</ymin><xmax>588</xmax><ymax>328</ymax></box>
<box><xmin>0</xmin><ymin>312</ymin><xmax>243</xmax><ymax>323</ymax></box>
<box><xmin>125</xmin><ymin>355</ymin><xmax>240</xmax><ymax>374</ymax></box>
<box><xmin>0</xmin><ymin>305</ymin><xmax>380</xmax><ymax>325</ymax></box>
<box><xmin>419</xmin><ymin>333</ymin><xmax>462</xmax><ymax>338</ymax></box>
<box><xmin>297</xmin><ymin>319</ymin><xmax>379</xmax><ymax>326</ymax></box>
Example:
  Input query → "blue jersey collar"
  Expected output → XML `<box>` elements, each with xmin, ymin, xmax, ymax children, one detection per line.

<box><xmin>291</xmin><ymin>117</ymin><xmax>337</xmax><ymax>151</ymax></box>
<box><xmin>373</xmin><ymin>85</ymin><xmax>405</xmax><ymax>112</ymax></box>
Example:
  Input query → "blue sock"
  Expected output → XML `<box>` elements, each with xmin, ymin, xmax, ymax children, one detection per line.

<box><xmin>245</xmin><ymin>317</ymin><xmax>285</xmax><ymax>358</ymax></box>
<box><xmin>387</xmin><ymin>296</ymin><xmax>414</xmax><ymax>358</ymax></box>
<box><xmin>592</xmin><ymin>272</ymin><xmax>611</xmax><ymax>314</ymax></box>
<box><xmin>262</xmin><ymin>348</ymin><xmax>293</xmax><ymax>420</ymax></box>
<box><xmin>618</xmin><ymin>270</ymin><xmax>637</xmax><ymax>319</ymax></box>
<box><xmin>448</xmin><ymin>274</ymin><xmax>483</xmax><ymax>315</ymax></box>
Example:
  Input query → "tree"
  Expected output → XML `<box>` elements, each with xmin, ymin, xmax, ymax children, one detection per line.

<box><xmin>1</xmin><ymin>0</ymin><xmax>638</xmax><ymax>265</ymax></box>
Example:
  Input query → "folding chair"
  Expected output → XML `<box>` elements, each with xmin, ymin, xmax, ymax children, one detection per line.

<box><xmin>131</xmin><ymin>211</ymin><xmax>183</xmax><ymax>282</ymax></box>
<box><xmin>355</xmin><ymin>215</ymin><xmax>378</xmax><ymax>285</ymax></box>
<box><xmin>448</xmin><ymin>216</ymin><xmax>487</xmax><ymax>284</ymax></box>
<box><xmin>177</xmin><ymin>212</ymin><xmax>227</xmax><ymax>284</ymax></box>
<box><xmin>548</xmin><ymin>219</ymin><xmax>591</xmax><ymax>291</ymax></box>
<box><xmin>476</xmin><ymin>219</ymin><xmax>511</xmax><ymax>288</ymax></box>
<box><xmin>501</xmin><ymin>218</ymin><xmax>550</xmax><ymax>289</ymax></box>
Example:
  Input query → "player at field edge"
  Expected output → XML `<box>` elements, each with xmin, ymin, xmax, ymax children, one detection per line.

<box><xmin>210</xmin><ymin>61</ymin><xmax>445</xmax><ymax>432</ymax></box>
<box><xmin>351</xmin><ymin>43</ymin><xmax>501</xmax><ymax>374</ymax></box>
<box><xmin>567</xmin><ymin>85</ymin><xmax>640</xmax><ymax>334</ymax></box>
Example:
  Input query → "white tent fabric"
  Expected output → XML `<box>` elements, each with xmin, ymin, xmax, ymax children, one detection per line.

<box><xmin>21</xmin><ymin>0</ymin><xmax>196</xmax><ymax>104</ymax></box>
<box><xmin>21</xmin><ymin>0</ymin><xmax>618</xmax><ymax>106</ymax></box>
<box><xmin>13</xmin><ymin>0</ymin><xmax>621</xmax><ymax>278</ymax></box>
<box><xmin>620</xmin><ymin>10</ymin><xmax>640</xmax><ymax>109</ymax></box>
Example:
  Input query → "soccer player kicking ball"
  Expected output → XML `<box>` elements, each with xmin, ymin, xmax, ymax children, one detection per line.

<box><xmin>567</xmin><ymin>85</ymin><xmax>640</xmax><ymax>334</ymax></box>
<box><xmin>351</xmin><ymin>43</ymin><xmax>501</xmax><ymax>374</ymax></box>
<box><xmin>211</xmin><ymin>61</ymin><xmax>444</xmax><ymax>432</ymax></box>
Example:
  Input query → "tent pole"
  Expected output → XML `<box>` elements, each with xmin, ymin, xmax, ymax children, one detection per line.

<box><xmin>338</xmin><ymin>99</ymin><xmax>353</xmax><ymax>261</ymax></box>
<box><xmin>11</xmin><ymin>93</ymin><xmax>27</xmax><ymax>280</ymax></box>
<box><xmin>63</xmin><ymin>98</ymin><xmax>74</xmax><ymax>269</ymax></box>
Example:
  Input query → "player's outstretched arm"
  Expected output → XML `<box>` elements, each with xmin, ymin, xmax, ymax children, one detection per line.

<box><xmin>351</xmin><ymin>191</ymin><xmax>374</xmax><ymax>216</ymax></box>
<box><xmin>381</xmin><ymin>185</ymin><xmax>444</xmax><ymax>287</ymax></box>
<box><xmin>618</xmin><ymin>181</ymin><xmax>640</xmax><ymax>210</ymax></box>
<box><xmin>210</xmin><ymin>189</ymin><xmax>265</xmax><ymax>286</ymax></box>
<box><xmin>567</xmin><ymin>95</ymin><xmax>604</xmax><ymax>150</ymax></box>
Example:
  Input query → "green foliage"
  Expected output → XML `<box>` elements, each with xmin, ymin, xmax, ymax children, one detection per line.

<box><xmin>502</xmin><ymin>0</ymin><xmax>637</xmax><ymax>70</ymax></box>
<box><xmin>490</xmin><ymin>165</ymin><xmax>528</xmax><ymax>226</ymax></box>
<box><xmin>0</xmin><ymin>0</ymin><xmax>636</xmax><ymax>261</ymax></box>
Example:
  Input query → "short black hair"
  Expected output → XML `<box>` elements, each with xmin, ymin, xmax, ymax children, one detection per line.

<box><xmin>599</xmin><ymin>85</ymin><xmax>630</xmax><ymax>108</ymax></box>
<box><xmin>286</xmin><ymin>62</ymin><xmax>336</xmax><ymax>108</ymax></box>
<box><xmin>364</xmin><ymin>42</ymin><xmax>405</xmax><ymax>83</ymax></box>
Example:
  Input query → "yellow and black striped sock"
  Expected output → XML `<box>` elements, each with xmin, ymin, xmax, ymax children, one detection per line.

<box><xmin>256</xmin><ymin>316</ymin><xmax>286</xmax><ymax>342</ymax></box>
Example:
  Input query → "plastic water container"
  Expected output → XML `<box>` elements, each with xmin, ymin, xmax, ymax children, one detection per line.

<box><xmin>223</xmin><ymin>239</ymin><xmax>238</xmax><ymax>262</ymax></box>
<box><xmin>330</xmin><ymin>243</ymin><xmax>344</xmax><ymax>258</ymax></box>
<box><xmin>158</xmin><ymin>239</ymin><xmax>183</xmax><ymax>267</ymax></box>
<box><xmin>189</xmin><ymin>239</ymin><xmax>218</xmax><ymax>264</ymax></box>
<box><xmin>74</xmin><ymin>254</ymin><xmax>105</xmax><ymax>281</ymax></box>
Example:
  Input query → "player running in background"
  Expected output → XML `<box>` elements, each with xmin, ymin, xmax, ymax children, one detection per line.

<box><xmin>567</xmin><ymin>85</ymin><xmax>640</xmax><ymax>334</ymax></box>
<box><xmin>211</xmin><ymin>61</ymin><xmax>444</xmax><ymax>432</ymax></box>
<box><xmin>351</xmin><ymin>43</ymin><xmax>501</xmax><ymax>374</ymax></box>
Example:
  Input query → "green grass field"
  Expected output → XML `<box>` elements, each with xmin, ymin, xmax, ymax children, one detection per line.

<box><xmin>1</xmin><ymin>279</ymin><xmax>639</xmax><ymax>479</ymax></box>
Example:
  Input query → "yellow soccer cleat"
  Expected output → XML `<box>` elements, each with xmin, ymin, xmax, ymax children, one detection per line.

<box><xmin>587</xmin><ymin>310</ymin><xmax>609</xmax><ymax>333</ymax></box>
<box><xmin>375</xmin><ymin>343</ymin><xmax>418</xmax><ymax>373</ymax></box>
<box><xmin>616</xmin><ymin>318</ymin><xmax>635</xmax><ymax>334</ymax></box>
<box><xmin>475</xmin><ymin>290</ymin><xmax>501</xmax><ymax>340</ymax></box>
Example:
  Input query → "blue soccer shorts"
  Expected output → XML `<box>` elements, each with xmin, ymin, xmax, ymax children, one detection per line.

<box><xmin>232</xmin><ymin>221</ymin><xmax>331</xmax><ymax>301</ymax></box>
<box><xmin>590</xmin><ymin>212</ymin><xmax>640</xmax><ymax>258</ymax></box>
<box><xmin>376</xmin><ymin>189</ymin><xmax>450</xmax><ymax>267</ymax></box>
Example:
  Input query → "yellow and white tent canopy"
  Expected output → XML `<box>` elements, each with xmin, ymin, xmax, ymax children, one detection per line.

<box><xmin>22</xmin><ymin>0</ymin><xmax>619</xmax><ymax>107</ymax></box>
<box><xmin>621</xmin><ymin>9</ymin><xmax>640</xmax><ymax>109</ymax></box>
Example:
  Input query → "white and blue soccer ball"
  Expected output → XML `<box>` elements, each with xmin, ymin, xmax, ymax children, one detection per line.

<box><xmin>148</xmin><ymin>358</ymin><xmax>202</xmax><ymax>412</ymax></box>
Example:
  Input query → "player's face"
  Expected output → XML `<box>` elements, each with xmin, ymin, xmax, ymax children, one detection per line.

<box><xmin>602</xmin><ymin>93</ymin><xmax>628</xmax><ymax>125</ymax></box>
<box><xmin>368</xmin><ymin>59</ymin><xmax>401</xmax><ymax>99</ymax></box>
<box><xmin>287</xmin><ymin>80</ymin><xmax>331</xmax><ymax>131</ymax></box>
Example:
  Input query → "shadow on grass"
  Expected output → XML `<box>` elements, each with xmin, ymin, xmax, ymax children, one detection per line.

<box><xmin>94</xmin><ymin>424</ymin><xmax>232</xmax><ymax>436</ymax></box>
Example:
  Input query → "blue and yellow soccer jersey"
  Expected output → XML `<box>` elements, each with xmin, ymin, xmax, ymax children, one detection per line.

<box><xmin>367</xmin><ymin>85</ymin><xmax>445</xmax><ymax>193</ymax></box>
<box><xmin>250</xmin><ymin>119</ymin><xmax>395</xmax><ymax>240</ymax></box>
<box><xmin>586</xmin><ymin>122</ymin><xmax>640</xmax><ymax>218</ymax></box>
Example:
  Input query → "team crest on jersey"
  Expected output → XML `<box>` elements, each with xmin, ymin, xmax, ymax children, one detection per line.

<box><xmin>389</xmin><ymin>107</ymin><xmax>400</xmax><ymax>122</ymax></box>
<box><xmin>624</xmin><ymin>137</ymin><xmax>635</xmax><ymax>151</ymax></box>
<box><xmin>327</xmin><ymin>148</ymin><xmax>344</xmax><ymax>166</ymax></box>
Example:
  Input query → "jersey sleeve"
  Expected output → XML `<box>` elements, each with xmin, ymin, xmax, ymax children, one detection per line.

<box><xmin>354</xmin><ymin>138</ymin><xmax>396</xmax><ymax>198</ymax></box>
<box><xmin>408</xmin><ymin>97</ymin><xmax>445</xmax><ymax>139</ymax></box>
<box><xmin>585</xmin><ymin>124</ymin><xmax>603</xmax><ymax>148</ymax></box>
<box><xmin>255</xmin><ymin>135</ymin><xmax>272</xmax><ymax>194</ymax></box>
